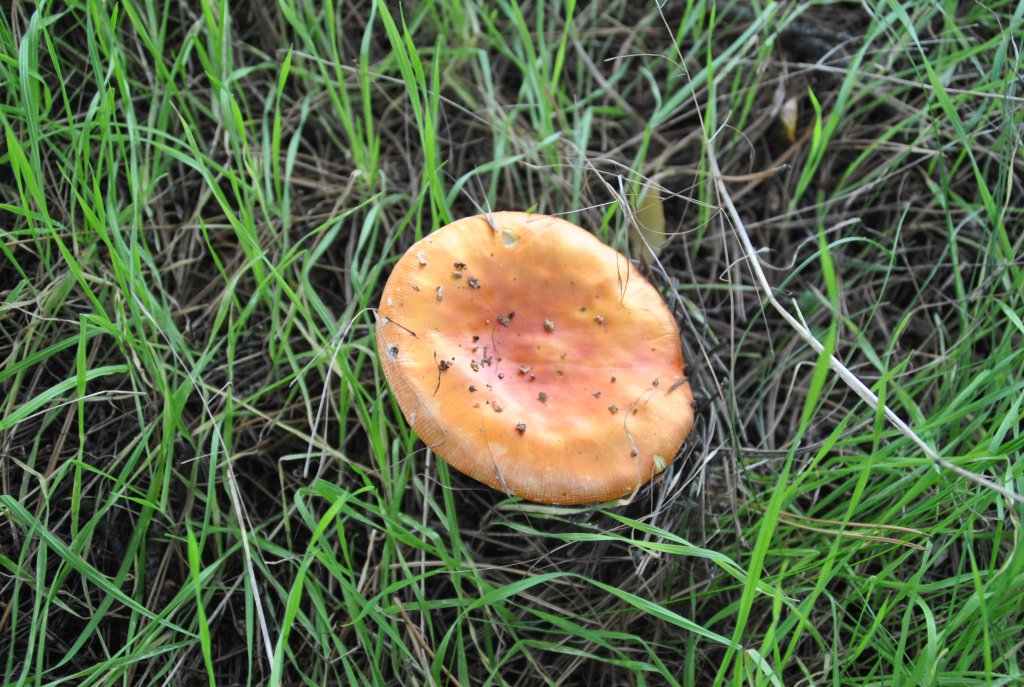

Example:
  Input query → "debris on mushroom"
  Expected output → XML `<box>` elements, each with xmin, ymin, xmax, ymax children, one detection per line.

<box><xmin>375</xmin><ymin>211</ymin><xmax>694</xmax><ymax>505</ymax></box>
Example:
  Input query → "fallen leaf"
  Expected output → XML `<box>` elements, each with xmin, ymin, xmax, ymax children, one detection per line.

<box><xmin>629</xmin><ymin>185</ymin><xmax>668</xmax><ymax>258</ymax></box>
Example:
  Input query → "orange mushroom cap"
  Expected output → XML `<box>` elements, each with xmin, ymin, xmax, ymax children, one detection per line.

<box><xmin>375</xmin><ymin>211</ymin><xmax>694</xmax><ymax>505</ymax></box>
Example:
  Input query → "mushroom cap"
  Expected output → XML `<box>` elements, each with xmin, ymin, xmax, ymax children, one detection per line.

<box><xmin>375</xmin><ymin>211</ymin><xmax>694</xmax><ymax>505</ymax></box>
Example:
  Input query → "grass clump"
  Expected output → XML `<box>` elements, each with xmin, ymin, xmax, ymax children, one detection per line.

<box><xmin>1</xmin><ymin>1</ymin><xmax>1022</xmax><ymax>685</ymax></box>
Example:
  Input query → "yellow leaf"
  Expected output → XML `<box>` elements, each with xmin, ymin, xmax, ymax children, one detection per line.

<box><xmin>629</xmin><ymin>186</ymin><xmax>668</xmax><ymax>258</ymax></box>
<box><xmin>780</xmin><ymin>96</ymin><xmax>799</xmax><ymax>143</ymax></box>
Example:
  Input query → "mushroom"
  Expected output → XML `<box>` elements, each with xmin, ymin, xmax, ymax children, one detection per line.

<box><xmin>375</xmin><ymin>211</ymin><xmax>694</xmax><ymax>505</ymax></box>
